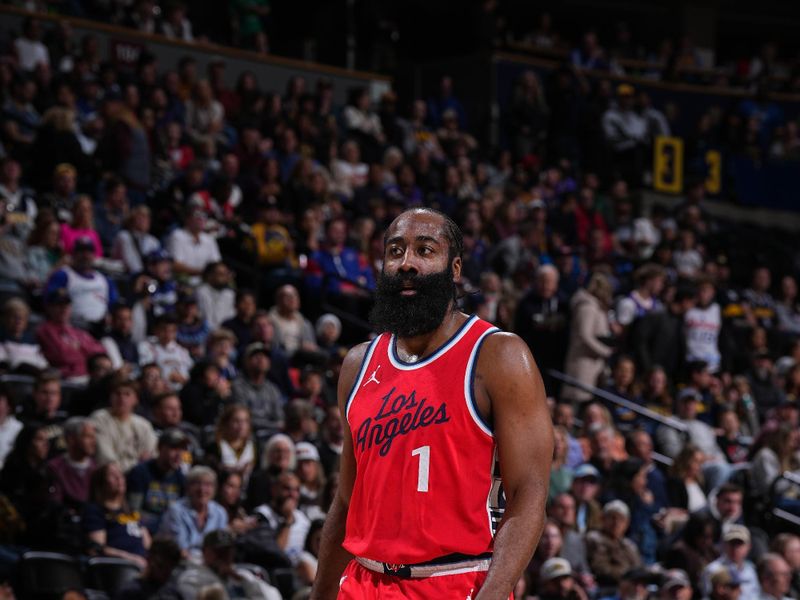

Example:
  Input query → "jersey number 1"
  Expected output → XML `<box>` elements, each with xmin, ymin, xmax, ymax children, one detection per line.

<box><xmin>411</xmin><ymin>445</ymin><xmax>430</xmax><ymax>492</ymax></box>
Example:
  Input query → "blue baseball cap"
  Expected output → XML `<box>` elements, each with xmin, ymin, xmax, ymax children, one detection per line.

<box><xmin>146</xmin><ymin>249</ymin><xmax>171</xmax><ymax>264</ymax></box>
<box><xmin>574</xmin><ymin>463</ymin><xmax>600</xmax><ymax>480</ymax></box>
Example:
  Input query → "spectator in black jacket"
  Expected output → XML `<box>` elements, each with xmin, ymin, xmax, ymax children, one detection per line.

<box><xmin>631</xmin><ymin>282</ymin><xmax>696</xmax><ymax>376</ymax></box>
<box><xmin>509</xmin><ymin>70</ymin><xmax>549</xmax><ymax>158</ymax></box>
<box><xmin>515</xmin><ymin>264</ymin><xmax>569</xmax><ymax>393</ymax></box>
<box><xmin>747</xmin><ymin>351</ymin><xmax>783</xmax><ymax>417</ymax></box>
<box><xmin>0</xmin><ymin>424</ymin><xmax>58</xmax><ymax>547</ymax></box>
<box><xmin>662</xmin><ymin>513</ymin><xmax>720</xmax><ymax>593</ymax></box>
<box><xmin>101</xmin><ymin>302</ymin><xmax>139</xmax><ymax>370</ymax></box>
<box><xmin>29</xmin><ymin>106</ymin><xmax>91</xmax><ymax>189</ymax></box>
<box><xmin>180</xmin><ymin>361</ymin><xmax>230</xmax><ymax>427</ymax></box>
<box><xmin>221</xmin><ymin>288</ymin><xmax>258</xmax><ymax>353</ymax></box>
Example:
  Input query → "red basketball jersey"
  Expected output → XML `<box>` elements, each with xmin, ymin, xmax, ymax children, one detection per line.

<box><xmin>343</xmin><ymin>315</ymin><xmax>505</xmax><ymax>564</ymax></box>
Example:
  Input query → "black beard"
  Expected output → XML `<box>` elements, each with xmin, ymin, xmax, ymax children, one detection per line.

<box><xmin>369</xmin><ymin>266</ymin><xmax>455</xmax><ymax>337</ymax></box>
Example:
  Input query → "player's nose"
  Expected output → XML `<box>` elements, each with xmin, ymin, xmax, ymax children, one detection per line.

<box><xmin>398</xmin><ymin>249</ymin><xmax>419</xmax><ymax>273</ymax></box>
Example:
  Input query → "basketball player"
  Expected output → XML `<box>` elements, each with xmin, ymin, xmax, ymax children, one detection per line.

<box><xmin>310</xmin><ymin>208</ymin><xmax>554</xmax><ymax>599</ymax></box>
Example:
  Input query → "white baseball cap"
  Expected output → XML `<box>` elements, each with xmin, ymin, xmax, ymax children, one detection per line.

<box><xmin>603</xmin><ymin>499</ymin><xmax>631</xmax><ymax>519</ymax></box>
<box><xmin>540</xmin><ymin>558</ymin><xmax>573</xmax><ymax>583</ymax></box>
<box><xmin>295</xmin><ymin>442</ymin><xmax>320</xmax><ymax>463</ymax></box>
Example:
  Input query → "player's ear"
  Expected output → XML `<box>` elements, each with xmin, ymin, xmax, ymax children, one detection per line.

<box><xmin>451</xmin><ymin>256</ymin><xmax>462</xmax><ymax>283</ymax></box>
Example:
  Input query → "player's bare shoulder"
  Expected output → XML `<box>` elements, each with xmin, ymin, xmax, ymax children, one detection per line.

<box><xmin>477</xmin><ymin>331</ymin><xmax>539</xmax><ymax>378</ymax></box>
<box><xmin>474</xmin><ymin>330</ymin><xmax>544</xmax><ymax>416</ymax></box>
<box><xmin>337</xmin><ymin>340</ymin><xmax>374</xmax><ymax>403</ymax></box>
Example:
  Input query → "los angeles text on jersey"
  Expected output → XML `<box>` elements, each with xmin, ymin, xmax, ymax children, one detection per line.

<box><xmin>354</xmin><ymin>386</ymin><xmax>450</xmax><ymax>456</ymax></box>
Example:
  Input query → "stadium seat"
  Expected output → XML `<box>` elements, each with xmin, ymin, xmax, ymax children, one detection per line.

<box><xmin>236</xmin><ymin>562</ymin><xmax>272</xmax><ymax>583</ymax></box>
<box><xmin>86</xmin><ymin>557</ymin><xmax>142</xmax><ymax>597</ymax></box>
<box><xmin>19</xmin><ymin>551</ymin><xmax>84</xmax><ymax>600</ymax></box>
<box><xmin>269</xmin><ymin>566</ymin><xmax>299</xmax><ymax>599</ymax></box>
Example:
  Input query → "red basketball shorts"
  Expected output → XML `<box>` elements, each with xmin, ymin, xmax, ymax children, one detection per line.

<box><xmin>337</xmin><ymin>560</ymin><xmax>513</xmax><ymax>599</ymax></box>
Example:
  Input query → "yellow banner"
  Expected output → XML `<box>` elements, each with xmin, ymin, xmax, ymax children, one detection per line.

<box><xmin>653</xmin><ymin>136</ymin><xmax>684</xmax><ymax>194</ymax></box>
<box><xmin>704</xmin><ymin>149</ymin><xmax>722</xmax><ymax>195</ymax></box>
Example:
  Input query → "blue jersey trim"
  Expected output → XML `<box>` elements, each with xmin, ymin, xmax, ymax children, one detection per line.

<box><xmin>388</xmin><ymin>315</ymin><xmax>478</xmax><ymax>370</ymax></box>
<box><xmin>464</xmin><ymin>327</ymin><xmax>500</xmax><ymax>437</ymax></box>
<box><xmin>345</xmin><ymin>336</ymin><xmax>381</xmax><ymax>421</ymax></box>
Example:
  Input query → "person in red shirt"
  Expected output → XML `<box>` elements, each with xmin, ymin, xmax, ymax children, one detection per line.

<box><xmin>47</xmin><ymin>416</ymin><xmax>97</xmax><ymax>510</ymax></box>
<box><xmin>311</xmin><ymin>208</ymin><xmax>553</xmax><ymax>600</ymax></box>
<box><xmin>36</xmin><ymin>288</ymin><xmax>106</xmax><ymax>381</ymax></box>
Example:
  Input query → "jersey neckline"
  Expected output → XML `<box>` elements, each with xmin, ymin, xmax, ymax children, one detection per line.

<box><xmin>388</xmin><ymin>314</ymin><xmax>478</xmax><ymax>370</ymax></box>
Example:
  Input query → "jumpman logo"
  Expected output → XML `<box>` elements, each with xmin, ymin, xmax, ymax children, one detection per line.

<box><xmin>363</xmin><ymin>365</ymin><xmax>381</xmax><ymax>387</ymax></box>
<box><xmin>466</xmin><ymin>587</ymin><xmax>475</xmax><ymax>600</ymax></box>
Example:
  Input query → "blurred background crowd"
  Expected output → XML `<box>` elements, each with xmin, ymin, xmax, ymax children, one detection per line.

<box><xmin>0</xmin><ymin>1</ymin><xmax>800</xmax><ymax>599</ymax></box>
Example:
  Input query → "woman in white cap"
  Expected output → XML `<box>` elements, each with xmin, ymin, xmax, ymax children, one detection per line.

<box><xmin>295</xmin><ymin>440</ymin><xmax>326</xmax><ymax>522</ymax></box>
<box><xmin>243</xmin><ymin>433</ymin><xmax>296</xmax><ymax>509</ymax></box>
<box><xmin>315</xmin><ymin>313</ymin><xmax>343</xmax><ymax>360</ymax></box>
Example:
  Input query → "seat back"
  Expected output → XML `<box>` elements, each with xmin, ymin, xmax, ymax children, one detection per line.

<box><xmin>235</xmin><ymin>562</ymin><xmax>271</xmax><ymax>583</ymax></box>
<box><xmin>86</xmin><ymin>557</ymin><xmax>142</xmax><ymax>596</ymax></box>
<box><xmin>20</xmin><ymin>551</ymin><xmax>84</xmax><ymax>600</ymax></box>
<box><xmin>269</xmin><ymin>566</ymin><xmax>298</xmax><ymax>599</ymax></box>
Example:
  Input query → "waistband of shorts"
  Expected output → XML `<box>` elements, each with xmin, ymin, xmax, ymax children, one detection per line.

<box><xmin>354</xmin><ymin>552</ymin><xmax>493</xmax><ymax>579</ymax></box>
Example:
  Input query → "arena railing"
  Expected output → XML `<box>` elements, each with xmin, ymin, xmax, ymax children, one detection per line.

<box><xmin>769</xmin><ymin>472</ymin><xmax>800</xmax><ymax>532</ymax></box>
<box><xmin>546</xmin><ymin>369</ymin><xmax>689</xmax><ymax>436</ymax></box>
<box><xmin>0</xmin><ymin>4</ymin><xmax>392</xmax><ymax>103</ymax></box>
<box><xmin>772</xmin><ymin>507</ymin><xmax>800</xmax><ymax>529</ymax></box>
<box><xmin>491</xmin><ymin>49</ymin><xmax>800</xmax><ymax>103</ymax></box>
<box><xmin>318</xmin><ymin>273</ymin><xmax>373</xmax><ymax>340</ymax></box>
<box><xmin>0</xmin><ymin>373</ymin><xmax>86</xmax><ymax>391</ymax></box>
<box><xmin>503</xmin><ymin>40</ymin><xmax>795</xmax><ymax>93</ymax></box>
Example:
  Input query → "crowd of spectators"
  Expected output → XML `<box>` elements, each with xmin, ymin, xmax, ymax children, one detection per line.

<box><xmin>0</xmin><ymin>9</ymin><xmax>800</xmax><ymax>600</ymax></box>
<box><xmin>514</xmin><ymin>13</ymin><xmax>800</xmax><ymax>95</ymax></box>
<box><xmin>15</xmin><ymin>0</ymin><xmax>800</xmax><ymax>96</ymax></box>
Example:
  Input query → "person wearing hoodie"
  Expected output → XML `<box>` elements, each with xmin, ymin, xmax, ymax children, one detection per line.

<box><xmin>562</xmin><ymin>273</ymin><xmax>615</xmax><ymax>403</ymax></box>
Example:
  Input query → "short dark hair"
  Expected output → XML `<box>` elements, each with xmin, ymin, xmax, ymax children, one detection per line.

<box><xmin>34</xmin><ymin>370</ymin><xmax>61</xmax><ymax>391</ymax></box>
<box><xmin>203</xmin><ymin>261</ymin><xmax>226</xmax><ymax>279</ymax></box>
<box><xmin>624</xmin><ymin>428</ymin><xmax>650</xmax><ymax>454</ymax></box>
<box><xmin>682</xmin><ymin>512</ymin><xmax>715</xmax><ymax>543</ymax></box>
<box><xmin>384</xmin><ymin>208</ymin><xmax>464</xmax><ymax>262</ymax></box>
<box><xmin>109</xmin><ymin>376</ymin><xmax>139</xmax><ymax>396</ymax></box>
<box><xmin>300</xmin><ymin>367</ymin><xmax>323</xmax><ymax>384</ymax></box>
<box><xmin>347</xmin><ymin>86</ymin><xmax>368</xmax><ymax>106</ymax></box>
<box><xmin>153</xmin><ymin>391</ymin><xmax>180</xmax><ymax>408</ymax></box>
<box><xmin>154</xmin><ymin>314</ymin><xmax>178</xmax><ymax>327</ymax></box>
<box><xmin>86</xmin><ymin>353</ymin><xmax>111</xmax><ymax>373</ymax></box>
<box><xmin>326</xmin><ymin>216</ymin><xmax>348</xmax><ymax>232</ymax></box>
<box><xmin>148</xmin><ymin>536</ymin><xmax>182</xmax><ymax>570</ymax></box>
<box><xmin>110</xmin><ymin>301</ymin><xmax>132</xmax><ymax>314</ymax></box>
<box><xmin>285</xmin><ymin>399</ymin><xmax>314</xmax><ymax>430</ymax></box>
<box><xmin>305</xmin><ymin>519</ymin><xmax>326</xmax><ymax>553</ymax></box>
<box><xmin>104</xmin><ymin>176</ymin><xmax>124</xmax><ymax>194</ymax></box>
<box><xmin>716</xmin><ymin>483</ymin><xmax>743</xmax><ymax>498</ymax></box>
<box><xmin>634</xmin><ymin>263</ymin><xmax>665</xmax><ymax>286</ymax></box>
<box><xmin>236</xmin><ymin>288</ymin><xmax>256</xmax><ymax>304</ymax></box>
<box><xmin>687</xmin><ymin>360</ymin><xmax>709</xmax><ymax>375</ymax></box>
<box><xmin>674</xmin><ymin>280</ymin><xmax>698</xmax><ymax>302</ymax></box>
